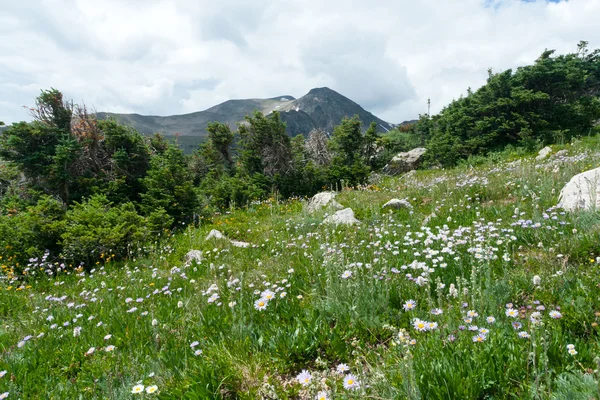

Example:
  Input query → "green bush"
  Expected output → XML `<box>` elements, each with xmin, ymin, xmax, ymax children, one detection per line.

<box><xmin>202</xmin><ymin>173</ymin><xmax>267</xmax><ymax>209</ymax></box>
<box><xmin>0</xmin><ymin>195</ymin><xmax>66</xmax><ymax>268</ymax></box>
<box><xmin>60</xmin><ymin>194</ymin><xmax>149</xmax><ymax>265</ymax></box>
<box><xmin>146</xmin><ymin>207</ymin><xmax>174</xmax><ymax>234</ymax></box>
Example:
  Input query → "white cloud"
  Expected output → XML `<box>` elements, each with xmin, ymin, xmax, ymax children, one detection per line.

<box><xmin>1</xmin><ymin>0</ymin><xmax>599</xmax><ymax>125</ymax></box>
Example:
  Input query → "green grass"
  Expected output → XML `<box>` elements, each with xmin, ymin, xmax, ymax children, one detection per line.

<box><xmin>3</xmin><ymin>138</ymin><xmax>600</xmax><ymax>399</ymax></box>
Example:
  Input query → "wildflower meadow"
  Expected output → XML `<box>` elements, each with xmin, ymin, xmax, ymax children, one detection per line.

<box><xmin>2</xmin><ymin>137</ymin><xmax>600</xmax><ymax>399</ymax></box>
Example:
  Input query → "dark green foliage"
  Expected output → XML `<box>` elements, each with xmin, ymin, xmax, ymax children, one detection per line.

<box><xmin>190</xmin><ymin>122</ymin><xmax>236</xmax><ymax>187</ymax></box>
<box><xmin>60</xmin><ymin>194</ymin><xmax>150</xmax><ymax>264</ymax></box>
<box><xmin>363</xmin><ymin>121</ymin><xmax>380</xmax><ymax>167</ymax></box>
<box><xmin>238</xmin><ymin>111</ymin><xmax>293</xmax><ymax>178</ymax></box>
<box><xmin>0</xmin><ymin>156</ymin><xmax>22</xmax><ymax>198</ymax></box>
<box><xmin>149</xmin><ymin>133</ymin><xmax>170</xmax><ymax>154</ymax></box>
<box><xmin>424</xmin><ymin>42</ymin><xmax>600</xmax><ymax>166</ymax></box>
<box><xmin>329</xmin><ymin>115</ymin><xmax>364</xmax><ymax>166</ymax></box>
<box><xmin>328</xmin><ymin>115</ymin><xmax>370</xmax><ymax>186</ymax></box>
<box><xmin>0</xmin><ymin>91</ymin><xmax>152</xmax><ymax>205</ymax></box>
<box><xmin>140</xmin><ymin>145</ymin><xmax>198</xmax><ymax>223</ymax></box>
<box><xmin>202</xmin><ymin>173</ymin><xmax>267</xmax><ymax>209</ymax></box>
<box><xmin>0</xmin><ymin>195</ymin><xmax>66</xmax><ymax>266</ymax></box>
<box><xmin>99</xmin><ymin>119</ymin><xmax>151</xmax><ymax>203</ymax></box>
<box><xmin>0</xmin><ymin>89</ymin><xmax>83</xmax><ymax>203</ymax></box>
<box><xmin>282</xmin><ymin>134</ymin><xmax>329</xmax><ymax>196</ymax></box>
<box><xmin>0</xmin><ymin>121</ymin><xmax>65</xmax><ymax>195</ymax></box>
<box><xmin>145</xmin><ymin>207</ymin><xmax>174</xmax><ymax>234</ymax></box>
<box><xmin>206</xmin><ymin>122</ymin><xmax>235</xmax><ymax>171</ymax></box>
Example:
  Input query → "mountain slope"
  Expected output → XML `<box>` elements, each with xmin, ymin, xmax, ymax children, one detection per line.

<box><xmin>97</xmin><ymin>95</ymin><xmax>296</xmax><ymax>139</ymax></box>
<box><xmin>97</xmin><ymin>88</ymin><xmax>393</xmax><ymax>151</ymax></box>
<box><xmin>277</xmin><ymin>87</ymin><xmax>393</xmax><ymax>136</ymax></box>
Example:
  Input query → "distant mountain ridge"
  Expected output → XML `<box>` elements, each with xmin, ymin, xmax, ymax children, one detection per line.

<box><xmin>96</xmin><ymin>87</ymin><xmax>395</xmax><ymax>151</ymax></box>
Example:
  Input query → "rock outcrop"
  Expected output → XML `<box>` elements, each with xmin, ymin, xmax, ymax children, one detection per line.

<box><xmin>323</xmin><ymin>208</ymin><xmax>360</xmax><ymax>225</ymax></box>
<box><xmin>383</xmin><ymin>148</ymin><xmax>427</xmax><ymax>175</ymax></box>
<box><xmin>307</xmin><ymin>192</ymin><xmax>343</xmax><ymax>213</ymax></box>
<box><xmin>557</xmin><ymin>167</ymin><xmax>600</xmax><ymax>211</ymax></box>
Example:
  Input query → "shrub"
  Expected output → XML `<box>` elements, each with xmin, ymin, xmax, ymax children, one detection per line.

<box><xmin>61</xmin><ymin>194</ymin><xmax>149</xmax><ymax>265</ymax></box>
<box><xmin>0</xmin><ymin>195</ymin><xmax>66</xmax><ymax>269</ymax></box>
<box><xmin>203</xmin><ymin>173</ymin><xmax>268</xmax><ymax>209</ymax></box>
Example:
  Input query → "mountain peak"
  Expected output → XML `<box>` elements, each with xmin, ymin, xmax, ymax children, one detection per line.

<box><xmin>97</xmin><ymin>87</ymin><xmax>394</xmax><ymax>152</ymax></box>
<box><xmin>307</xmin><ymin>87</ymin><xmax>337</xmax><ymax>95</ymax></box>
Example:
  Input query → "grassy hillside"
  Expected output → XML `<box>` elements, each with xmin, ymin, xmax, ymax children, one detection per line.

<box><xmin>2</xmin><ymin>136</ymin><xmax>600</xmax><ymax>399</ymax></box>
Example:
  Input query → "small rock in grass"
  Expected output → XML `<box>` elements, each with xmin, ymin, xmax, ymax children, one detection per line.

<box><xmin>535</xmin><ymin>146</ymin><xmax>552</xmax><ymax>161</ymax></box>
<box><xmin>323</xmin><ymin>208</ymin><xmax>360</xmax><ymax>225</ymax></box>
<box><xmin>206</xmin><ymin>229</ymin><xmax>226</xmax><ymax>240</ymax></box>
<box><xmin>206</xmin><ymin>229</ymin><xmax>250</xmax><ymax>248</ymax></box>
<box><xmin>382</xmin><ymin>199</ymin><xmax>413</xmax><ymax>210</ymax></box>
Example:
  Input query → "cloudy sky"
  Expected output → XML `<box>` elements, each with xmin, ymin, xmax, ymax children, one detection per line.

<box><xmin>1</xmin><ymin>0</ymin><xmax>598</xmax><ymax>124</ymax></box>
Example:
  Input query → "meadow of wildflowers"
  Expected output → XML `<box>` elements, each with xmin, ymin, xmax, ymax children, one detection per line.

<box><xmin>2</xmin><ymin>137</ymin><xmax>600</xmax><ymax>399</ymax></box>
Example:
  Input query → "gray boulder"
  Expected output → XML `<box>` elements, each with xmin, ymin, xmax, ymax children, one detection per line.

<box><xmin>535</xmin><ymin>146</ymin><xmax>552</xmax><ymax>161</ymax></box>
<box><xmin>307</xmin><ymin>191</ymin><xmax>343</xmax><ymax>213</ymax></box>
<box><xmin>383</xmin><ymin>148</ymin><xmax>427</xmax><ymax>175</ymax></box>
<box><xmin>206</xmin><ymin>229</ymin><xmax>226</xmax><ymax>240</ymax></box>
<box><xmin>382</xmin><ymin>199</ymin><xmax>413</xmax><ymax>210</ymax></box>
<box><xmin>557</xmin><ymin>167</ymin><xmax>600</xmax><ymax>211</ymax></box>
<box><xmin>323</xmin><ymin>208</ymin><xmax>360</xmax><ymax>225</ymax></box>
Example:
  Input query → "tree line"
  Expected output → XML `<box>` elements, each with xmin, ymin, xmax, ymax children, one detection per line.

<box><xmin>420</xmin><ymin>41</ymin><xmax>600</xmax><ymax>166</ymax></box>
<box><xmin>0</xmin><ymin>41</ymin><xmax>598</xmax><ymax>268</ymax></box>
<box><xmin>0</xmin><ymin>89</ymin><xmax>387</xmax><ymax>267</ymax></box>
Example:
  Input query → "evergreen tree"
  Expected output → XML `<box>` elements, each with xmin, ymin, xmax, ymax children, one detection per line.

<box><xmin>238</xmin><ymin>111</ymin><xmax>293</xmax><ymax>178</ymax></box>
<box><xmin>206</xmin><ymin>122</ymin><xmax>235</xmax><ymax>171</ymax></box>
<box><xmin>423</xmin><ymin>42</ymin><xmax>600</xmax><ymax>166</ymax></box>
<box><xmin>363</xmin><ymin>121</ymin><xmax>381</xmax><ymax>167</ymax></box>
<box><xmin>0</xmin><ymin>89</ymin><xmax>81</xmax><ymax>203</ymax></box>
<box><xmin>140</xmin><ymin>145</ymin><xmax>198</xmax><ymax>223</ymax></box>
<box><xmin>329</xmin><ymin>115</ymin><xmax>363</xmax><ymax>166</ymax></box>
<box><xmin>328</xmin><ymin>115</ymin><xmax>369</xmax><ymax>186</ymax></box>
